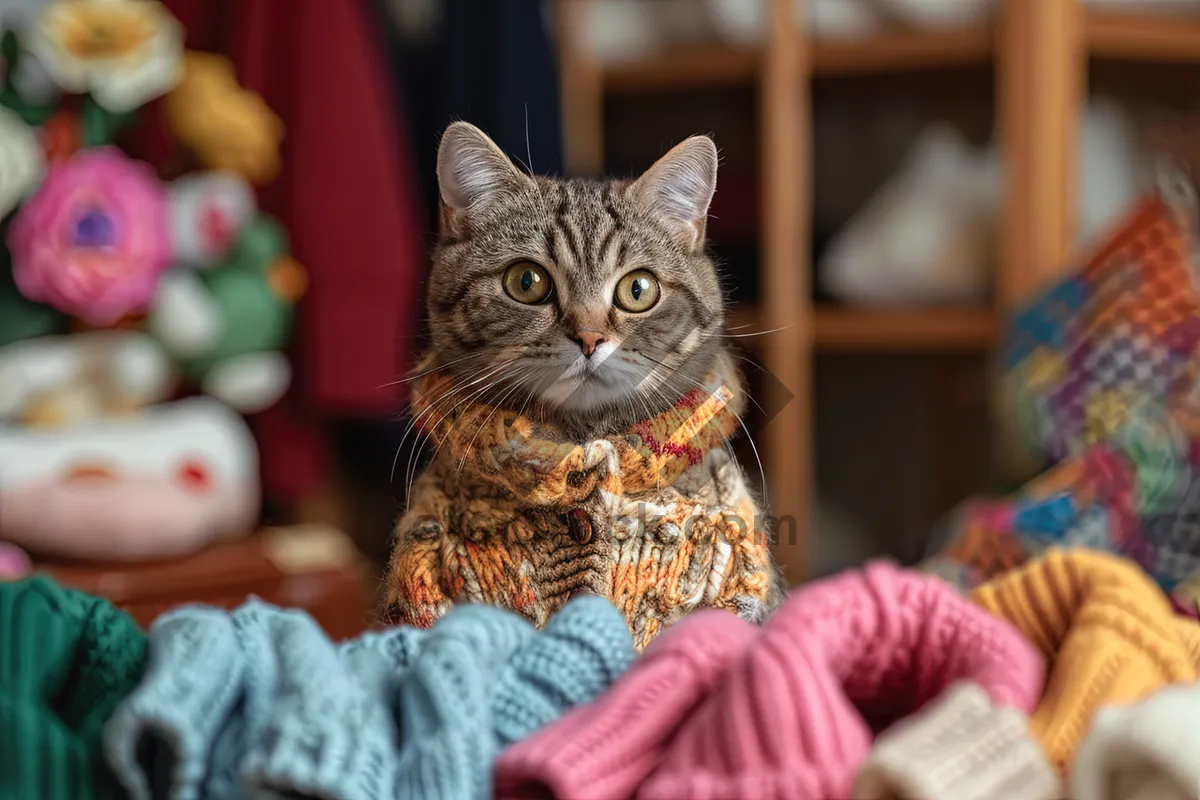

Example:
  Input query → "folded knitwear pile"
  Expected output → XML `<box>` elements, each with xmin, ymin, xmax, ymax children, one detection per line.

<box><xmin>7</xmin><ymin>547</ymin><xmax>1200</xmax><ymax>799</ymax></box>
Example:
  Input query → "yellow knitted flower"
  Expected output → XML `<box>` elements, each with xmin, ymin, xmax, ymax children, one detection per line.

<box><xmin>164</xmin><ymin>51</ymin><xmax>284</xmax><ymax>185</ymax></box>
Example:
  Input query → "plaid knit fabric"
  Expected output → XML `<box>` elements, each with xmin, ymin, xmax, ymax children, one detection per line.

<box><xmin>927</xmin><ymin>192</ymin><xmax>1200</xmax><ymax>617</ymax></box>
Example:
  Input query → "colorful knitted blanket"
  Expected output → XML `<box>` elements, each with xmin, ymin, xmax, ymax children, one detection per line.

<box><xmin>382</xmin><ymin>350</ymin><xmax>781</xmax><ymax>650</ymax></box>
<box><xmin>925</xmin><ymin>191</ymin><xmax>1200</xmax><ymax>616</ymax></box>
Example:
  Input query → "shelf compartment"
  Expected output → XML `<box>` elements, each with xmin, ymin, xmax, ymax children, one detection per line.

<box><xmin>1086</xmin><ymin>10</ymin><xmax>1200</xmax><ymax>63</ymax></box>
<box><xmin>598</xmin><ymin>9</ymin><xmax>1200</xmax><ymax>95</ymax></box>
<box><xmin>598</xmin><ymin>25</ymin><xmax>995</xmax><ymax>93</ymax></box>
<box><xmin>811</xmin><ymin>25</ymin><xmax>993</xmax><ymax>76</ymax></box>
<box><xmin>602</xmin><ymin>46</ymin><xmax>758</xmax><ymax>92</ymax></box>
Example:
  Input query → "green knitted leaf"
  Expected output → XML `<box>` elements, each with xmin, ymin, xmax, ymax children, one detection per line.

<box><xmin>176</xmin><ymin>215</ymin><xmax>295</xmax><ymax>379</ymax></box>
<box><xmin>0</xmin><ymin>247</ymin><xmax>66</xmax><ymax>347</ymax></box>
<box><xmin>80</xmin><ymin>96</ymin><xmax>138</xmax><ymax>148</ymax></box>
<box><xmin>0</xmin><ymin>31</ymin><xmax>58</xmax><ymax>126</ymax></box>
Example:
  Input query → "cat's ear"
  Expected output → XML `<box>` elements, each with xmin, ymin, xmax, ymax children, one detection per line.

<box><xmin>436</xmin><ymin>122</ymin><xmax>532</xmax><ymax>224</ymax></box>
<box><xmin>631</xmin><ymin>135</ymin><xmax>718</xmax><ymax>251</ymax></box>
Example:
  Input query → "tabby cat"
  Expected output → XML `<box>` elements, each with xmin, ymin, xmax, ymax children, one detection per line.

<box><xmin>383</xmin><ymin>122</ymin><xmax>783</xmax><ymax>649</ymax></box>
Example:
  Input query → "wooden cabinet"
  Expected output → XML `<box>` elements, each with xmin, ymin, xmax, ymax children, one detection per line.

<box><xmin>37</xmin><ymin>527</ymin><xmax>374</xmax><ymax>640</ymax></box>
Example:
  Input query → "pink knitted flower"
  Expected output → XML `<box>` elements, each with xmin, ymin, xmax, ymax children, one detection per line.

<box><xmin>8</xmin><ymin>146</ymin><xmax>170</xmax><ymax>326</ymax></box>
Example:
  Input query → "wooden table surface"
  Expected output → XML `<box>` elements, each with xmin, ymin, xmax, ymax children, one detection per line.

<box><xmin>37</xmin><ymin>526</ymin><xmax>375</xmax><ymax>640</ymax></box>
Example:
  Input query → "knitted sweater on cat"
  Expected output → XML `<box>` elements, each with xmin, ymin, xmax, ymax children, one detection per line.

<box><xmin>382</xmin><ymin>350</ymin><xmax>779</xmax><ymax>650</ymax></box>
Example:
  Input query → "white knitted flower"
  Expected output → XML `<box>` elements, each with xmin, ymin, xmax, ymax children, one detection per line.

<box><xmin>0</xmin><ymin>105</ymin><xmax>44</xmax><ymax>218</ymax></box>
<box><xmin>168</xmin><ymin>171</ymin><xmax>257</xmax><ymax>267</ymax></box>
<box><xmin>0</xmin><ymin>0</ymin><xmax>52</xmax><ymax>34</ymax></box>
<box><xmin>26</xmin><ymin>0</ymin><xmax>184</xmax><ymax>113</ymax></box>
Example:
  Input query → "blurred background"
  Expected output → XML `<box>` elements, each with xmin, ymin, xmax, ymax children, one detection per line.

<box><xmin>3</xmin><ymin>0</ymin><xmax>1199</xmax><ymax>634</ymax></box>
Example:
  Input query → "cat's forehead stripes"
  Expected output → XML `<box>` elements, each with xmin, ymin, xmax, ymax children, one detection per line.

<box><xmin>536</xmin><ymin>179</ymin><xmax>636</xmax><ymax>299</ymax></box>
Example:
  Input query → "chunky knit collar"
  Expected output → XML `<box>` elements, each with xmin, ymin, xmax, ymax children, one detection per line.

<box><xmin>410</xmin><ymin>351</ymin><xmax>744</xmax><ymax>508</ymax></box>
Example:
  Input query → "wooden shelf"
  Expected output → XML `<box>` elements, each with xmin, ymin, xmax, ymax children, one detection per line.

<box><xmin>602</xmin><ymin>46</ymin><xmax>757</xmax><ymax>92</ymax></box>
<box><xmin>811</xmin><ymin>25</ymin><xmax>993</xmax><ymax>76</ymax></box>
<box><xmin>814</xmin><ymin>306</ymin><xmax>998</xmax><ymax>350</ymax></box>
<box><xmin>726</xmin><ymin>305</ymin><xmax>999</xmax><ymax>352</ymax></box>
<box><xmin>598</xmin><ymin>9</ymin><xmax>1200</xmax><ymax>94</ymax></box>
<box><xmin>599</xmin><ymin>25</ymin><xmax>993</xmax><ymax>93</ymax></box>
<box><xmin>1086</xmin><ymin>10</ymin><xmax>1200</xmax><ymax>63</ymax></box>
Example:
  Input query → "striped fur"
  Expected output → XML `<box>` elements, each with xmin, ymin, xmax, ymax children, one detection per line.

<box><xmin>426</xmin><ymin>123</ymin><xmax>727</xmax><ymax>439</ymax></box>
<box><xmin>383</xmin><ymin>124</ymin><xmax>782</xmax><ymax>647</ymax></box>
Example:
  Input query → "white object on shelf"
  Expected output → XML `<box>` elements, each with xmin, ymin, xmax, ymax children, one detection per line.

<box><xmin>707</xmin><ymin>0</ymin><xmax>880</xmax><ymax>45</ymax></box>
<box><xmin>881</xmin><ymin>0</ymin><xmax>995</xmax><ymax>28</ymax></box>
<box><xmin>583</xmin><ymin>0</ymin><xmax>713</xmax><ymax>64</ymax></box>
<box><xmin>586</xmin><ymin>0</ymin><xmax>884</xmax><ymax>62</ymax></box>
<box><xmin>819</xmin><ymin>123</ymin><xmax>1000</xmax><ymax>307</ymax></box>
<box><xmin>1076</xmin><ymin>97</ymin><xmax>1145</xmax><ymax>245</ymax></box>
<box><xmin>808</xmin><ymin>0</ymin><xmax>882</xmax><ymax>39</ymax></box>
<box><xmin>1084</xmin><ymin>0</ymin><xmax>1200</xmax><ymax>12</ymax></box>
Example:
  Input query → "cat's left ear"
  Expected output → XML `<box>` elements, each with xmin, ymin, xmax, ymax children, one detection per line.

<box><xmin>436</xmin><ymin>122</ymin><xmax>533</xmax><ymax>236</ymax></box>
<box><xmin>631</xmin><ymin>135</ymin><xmax>718</xmax><ymax>251</ymax></box>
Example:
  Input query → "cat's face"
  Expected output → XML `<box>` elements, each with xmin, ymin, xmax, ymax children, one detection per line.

<box><xmin>426</xmin><ymin>122</ymin><xmax>726</xmax><ymax>435</ymax></box>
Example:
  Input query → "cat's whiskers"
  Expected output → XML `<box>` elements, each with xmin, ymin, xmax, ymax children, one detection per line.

<box><xmin>394</xmin><ymin>357</ymin><xmax>515</xmax><ymax>494</ymax></box>
<box><xmin>409</xmin><ymin>366</ymin><xmax>516</xmax><ymax>502</ymax></box>
<box><xmin>454</xmin><ymin>366</ymin><xmax>537</xmax><ymax>479</ymax></box>
<box><xmin>389</xmin><ymin>351</ymin><xmax>512</xmax><ymax>484</ymax></box>
<box><xmin>377</xmin><ymin>352</ymin><xmax>483</xmax><ymax>390</ymax></box>
<box><xmin>710</xmin><ymin>324</ymin><xmax>795</xmax><ymax>340</ymax></box>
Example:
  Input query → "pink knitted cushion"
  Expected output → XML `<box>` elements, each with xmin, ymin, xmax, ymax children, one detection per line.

<box><xmin>639</xmin><ymin>562</ymin><xmax>1045</xmax><ymax>800</ymax></box>
<box><xmin>494</xmin><ymin>610</ymin><xmax>758</xmax><ymax>800</ymax></box>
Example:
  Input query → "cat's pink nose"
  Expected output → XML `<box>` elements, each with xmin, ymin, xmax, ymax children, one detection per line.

<box><xmin>572</xmin><ymin>331</ymin><xmax>607</xmax><ymax>357</ymax></box>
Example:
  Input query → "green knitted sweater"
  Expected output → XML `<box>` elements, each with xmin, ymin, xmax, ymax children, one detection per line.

<box><xmin>0</xmin><ymin>576</ymin><xmax>147</xmax><ymax>800</ymax></box>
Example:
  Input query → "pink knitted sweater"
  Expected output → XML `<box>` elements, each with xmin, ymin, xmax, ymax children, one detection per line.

<box><xmin>497</xmin><ymin>561</ymin><xmax>1044</xmax><ymax>800</ymax></box>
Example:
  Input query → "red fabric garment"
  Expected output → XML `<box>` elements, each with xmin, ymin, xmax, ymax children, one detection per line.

<box><xmin>128</xmin><ymin>0</ymin><xmax>425</xmax><ymax>502</ymax></box>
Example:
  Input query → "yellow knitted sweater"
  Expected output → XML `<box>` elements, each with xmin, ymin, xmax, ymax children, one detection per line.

<box><xmin>382</xmin><ymin>351</ymin><xmax>780</xmax><ymax>650</ymax></box>
<box><xmin>970</xmin><ymin>548</ymin><xmax>1200</xmax><ymax>772</ymax></box>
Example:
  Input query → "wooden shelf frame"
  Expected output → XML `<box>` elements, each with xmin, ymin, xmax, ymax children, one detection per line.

<box><xmin>727</xmin><ymin>305</ymin><xmax>999</xmax><ymax>352</ymax></box>
<box><xmin>555</xmin><ymin>0</ymin><xmax>1193</xmax><ymax>581</ymax></box>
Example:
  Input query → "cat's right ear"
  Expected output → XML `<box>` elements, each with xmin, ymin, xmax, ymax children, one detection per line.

<box><xmin>436</xmin><ymin>122</ymin><xmax>531</xmax><ymax>233</ymax></box>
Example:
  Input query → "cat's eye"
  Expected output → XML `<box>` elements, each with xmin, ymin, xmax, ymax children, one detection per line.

<box><xmin>502</xmin><ymin>261</ymin><xmax>553</xmax><ymax>304</ymax></box>
<box><xmin>614</xmin><ymin>269</ymin><xmax>661</xmax><ymax>312</ymax></box>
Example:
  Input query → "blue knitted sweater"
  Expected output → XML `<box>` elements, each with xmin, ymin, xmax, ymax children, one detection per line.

<box><xmin>104</xmin><ymin>595</ymin><xmax>634</xmax><ymax>800</ymax></box>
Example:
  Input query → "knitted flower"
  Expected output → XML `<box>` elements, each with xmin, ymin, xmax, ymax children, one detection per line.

<box><xmin>164</xmin><ymin>51</ymin><xmax>283</xmax><ymax>185</ymax></box>
<box><xmin>167</xmin><ymin>171</ymin><xmax>256</xmax><ymax>266</ymax></box>
<box><xmin>0</xmin><ymin>105</ymin><xmax>46</xmax><ymax>218</ymax></box>
<box><xmin>25</xmin><ymin>0</ymin><xmax>184</xmax><ymax>112</ymax></box>
<box><xmin>8</xmin><ymin>147</ymin><xmax>170</xmax><ymax>326</ymax></box>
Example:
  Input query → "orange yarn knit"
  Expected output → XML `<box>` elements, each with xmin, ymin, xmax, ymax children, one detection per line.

<box><xmin>970</xmin><ymin>548</ymin><xmax>1200</xmax><ymax>772</ymax></box>
<box><xmin>382</xmin><ymin>351</ymin><xmax>781</xmax><ymax>651</ymax></box>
